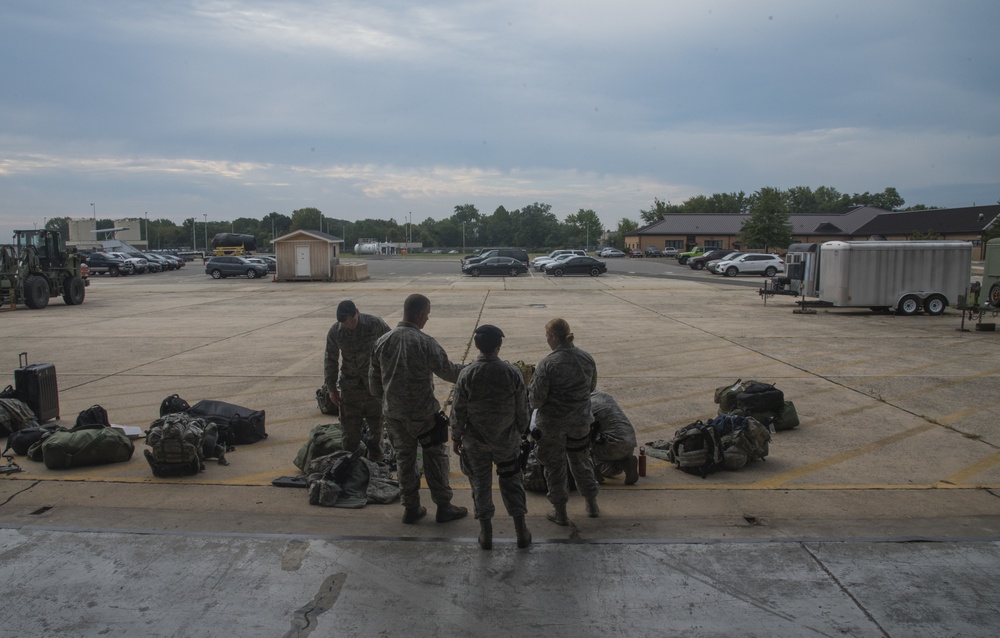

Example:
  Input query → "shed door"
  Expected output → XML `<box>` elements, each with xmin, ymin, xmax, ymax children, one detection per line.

<box><xmin>295</xmin><ymin>245</ymin><xmax>310</xmax><ymax>277</ymax></box>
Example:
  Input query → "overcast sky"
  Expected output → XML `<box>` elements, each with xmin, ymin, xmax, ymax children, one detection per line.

<box><xmin>2</xmin><ymin>0</ymin><xmax>998</xmax><ymax>241</ymax></box>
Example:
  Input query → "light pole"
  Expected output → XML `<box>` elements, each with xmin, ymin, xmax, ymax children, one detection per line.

<box><xmin>203</xmin><ymin>214</ymin><xmax>208</xmax><ymax>254</ymax></box>
<box><xmin>91</xmin><ymin>203</ymin><xmax>96</xmax><ymax>221</ymax></box>
<box><xmin>191</xmin><ymin>218</ymin><xmax>196</xmax><ymax>250</ymax></box>
<box><xmin>145</xmin><ymin>212</ymin><xmax>149</xmax><ymax>249</ymax></box>
<box><xmin>462</xmin><ymin>222</ymin><xmax>466</xmax><ymax>254</ymax></box>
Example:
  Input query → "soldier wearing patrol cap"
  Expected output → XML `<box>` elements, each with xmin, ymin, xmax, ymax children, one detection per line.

<box><xmin>324</xmin><ymin>299</ymin><xmax>391</xmax><ymax>460</ymax></box>
<box><xmin>451</xmin><ymin>324</ymin><xmax>532</xmax><ymax>550</ymax></box>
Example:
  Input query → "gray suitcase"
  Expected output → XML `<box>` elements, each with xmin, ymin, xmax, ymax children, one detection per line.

<box><xmin>14</xmin><ymin>352</ymin><xmax>59</xmax><ymax>423</ymax></box>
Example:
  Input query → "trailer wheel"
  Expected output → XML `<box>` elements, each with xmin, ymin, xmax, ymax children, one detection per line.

<box><xmin>23</xmin><ymin>275</ymin><xmax>50</xmax><ymax>309</ymax></box>
<box><xmin>924</xmin><ymin>294</ymin><xmax>947</xmax><ymax>316</ymax></box>
<box><xmin>989</xmin><ymin>283</ymin><xmax>1000</xmax><ymax>308</ymax></box>
<box><xmin>897</xmin><ymin>295</ymin><xmax>921</xmax><ymax>316</ymax></box>
<box><xmin>62</xmin><ymin>276</ymin><xmax>86</xmax><ymax>305</ymax></box>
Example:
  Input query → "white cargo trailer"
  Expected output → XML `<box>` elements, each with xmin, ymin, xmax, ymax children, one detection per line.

<box><xmin>767</xmin><ymin>240</ymin><xmax>973</xmax><ymax>315</ymax></box>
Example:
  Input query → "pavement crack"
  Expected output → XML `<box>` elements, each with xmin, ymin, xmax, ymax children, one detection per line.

<box><xmin>802</xmin><ymin>543</ymin><xmax>891</xmax><ymax>638</ymax></box>
<box><xmin>0</xmin><ymin>480</ymin><xmax>40</xmax><ymax>507</ymax></box>
<box><xmin>283</xmin><ymin>572</ymin><xmax>348</xmax><ymax>638</ymax></box>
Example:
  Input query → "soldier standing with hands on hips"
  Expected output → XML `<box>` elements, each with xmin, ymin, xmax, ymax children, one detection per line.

<box><xmin>370</xmin><ymin>294</ymin><xmax>468</xmax><ymax>525</ymax></box>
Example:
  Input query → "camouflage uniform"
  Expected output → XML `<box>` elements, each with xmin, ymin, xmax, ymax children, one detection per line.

<box><xmin>529</xmin><ymin>343</ymin><xmax>600</xmax><ymax>505</ymax></box>
<box><xmin>452</xmin><ymin>353</ymin><xmax>530</xmax><ymax>520</ymax></box>
<box><xmin>590</xmin><ymin>390</ymin><xmax>637</xmax><ymax>472</ymax></box>
<box><xmin>370</xmin><ymin>321</ymin><xmax>464</xmax><ymax>509</ymax></box>
<box><xmin>324</xmin><ymin>313</ymin><xmax>391</xmax><ymax>459</ymax></box>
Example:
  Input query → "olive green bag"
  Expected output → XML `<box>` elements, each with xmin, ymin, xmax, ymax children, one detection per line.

<box><xmin>39</xmin><ymin>424</ymin><xmax>134</xmax><ymax>469</ymax></box>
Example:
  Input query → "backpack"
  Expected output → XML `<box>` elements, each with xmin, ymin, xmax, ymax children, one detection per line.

<box><xmin>0</xmin><ymin>397</ymin><xmax>40</xmax><ymax>436</ymax></box>
<box><xmin>159</xmin><ymin>394</ymin><xmax>192</xmax><ymax>417</ymax></box>
<box><xmin>75</xmin><ymin>405</ymin><xmax>111</xmax><ymax>428</ymax></box>
<box><xmin>712</xmin><ymin>414</ymin><xmax>771</xmax><ymax>470</ymax></box>
<box><xmin>316</xmin><ymin>385</ymin><xmax>340</xmax><ymax>416</ymax></box>
<box><xmin>666</xmin><ymin>420</ymin><xmax>723</xmax><ymax>478</ymax></box>
<box><xmin>144</xmin><ymin>413</ymin><xmax>228</xmax><ymax>477</ymax></box>
<box><xmin>294</xmin><ymin>423</ymin><xmax>350</xmax><ymax>473</ymax></box>
<box><xmin>714</xmin><ymin>379</ymin><xmax>754</xmax><ymax>413</ymax></box>
<box><xmin>186</xmin><ymin>400</ymin><xmax>266</xmax><ymax>445</ymax></box>
<box><xmin>37</xmin><ymin>423</ymin><xmax>134</xmax><ymax>469</ymax></box>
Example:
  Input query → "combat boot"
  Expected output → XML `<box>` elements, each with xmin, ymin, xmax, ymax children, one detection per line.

<box><xmin>435</xmin><ymin>502</ymin><xmax>468</xmax><ymax>523</ymax></box>
<box><xmin>585</xmin><ymin>496</ymin><xmax>600</xmax><ymax>518</ymax></box>
<box><xmin>513</xmin><ymin>515</ymin><xmax>532</xmax><ymax>548</ymax></box>
<box><xmin>402</xmin><ymin>505</ymin><xmax>427</xmax><ymax>524</ymax></box>
<box><xmin>478</xmin><ymin>519</ymin><xmax>493</xmax><ymax>550</ymax></box>
<box><xmin>546</xmin><ymin>503</ymin><xmax>569</xmax><ymax>526</ymax></box>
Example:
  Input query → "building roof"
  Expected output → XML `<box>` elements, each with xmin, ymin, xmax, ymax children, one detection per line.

<box><xmin>273</xmin><ymin>229</ymin><xmax>344</xmax><ymax>243</ymax></box>
<box><xmin>633</xmin><ymin>206</ymin><xmax>886</xmax><ymax>237</ymax></box>
<box><xmin>852</xmin><ymin>205</ymin><xmax>1000</xmax><ymax>236</ymax></box>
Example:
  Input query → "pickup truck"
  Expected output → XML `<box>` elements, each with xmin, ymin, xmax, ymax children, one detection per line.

<box><xmin>85</xmin><ymin>252</ymin><xmax>133</xmax><ymax>276</ymax></box>
<box><xmin>677</xmin><ymin>246</ymin><xmax>711</xmax><ymax>265</ymax></box>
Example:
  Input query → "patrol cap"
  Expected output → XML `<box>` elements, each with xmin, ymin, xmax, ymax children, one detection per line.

<box><xmin>337</xmin><ymin>300</ymin><xmax>358</xmax><ymax>322</ymax></box>
<box><xmin>474</xmin><ymin>324</ymin><xmax>505</xmax><ymax>339</ymax></box>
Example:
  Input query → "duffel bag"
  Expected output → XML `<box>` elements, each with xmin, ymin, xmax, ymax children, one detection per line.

<box><xmin>186</xmin><ymin>399</ymin><xmax>267</xmax><ymax>445</ymax></box>
<box><xmin>735</xmin><ymin>382</ymin><xmax>785</xmax><ymax>413</ymax></box>
<box><xmin>40</xmin><ymin>425</ymin><xmax>134</xmax><ymax>469</ymax></box>
<box><xmin>5</xmin><ymin>423</ymin><xmax>61</xmax><ymax>457</ymax></box>
<box><xmin>773</xmin><ymin>401</ymin><xmax>800</xmax><ymax>431</ymax></box>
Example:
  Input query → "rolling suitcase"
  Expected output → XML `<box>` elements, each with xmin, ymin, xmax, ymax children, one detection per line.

<box><xmin>14</xmin><ymin>352</ymin><xmax>59</xmax><ymax>423</ymax></box>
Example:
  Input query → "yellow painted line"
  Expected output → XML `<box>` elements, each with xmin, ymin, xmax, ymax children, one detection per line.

<box><xmin>936</xmin><ymin>405</ymin><xmax>993</xmax><ymax>426</ymax></box>
<box><xmin>750</xmin><ymin>422</ymin><xmax>939</xmax><ymax>488</ymax></box>
<box><xmin>889</xmin><ymin>368</ymin><xmax>1000</xmax><ymax>402</ymax></box>
<box><xmin>937</xmin><ymin>449</ymin><xmax>1000</xmax><ymax>486</ymax></box>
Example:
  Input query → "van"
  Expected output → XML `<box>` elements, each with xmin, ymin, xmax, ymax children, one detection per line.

<box><xmin>462</xmin><ymin>248</ymin><xmax>529</xmax><ymax>267</ymax></box>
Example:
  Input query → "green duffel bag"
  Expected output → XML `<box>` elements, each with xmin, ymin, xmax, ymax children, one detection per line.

<box><xmin>295</xmin><ymin>423</ymin><xmax>363</xmax><ymax>473</ymax></box>
<box><xmin>40</xmin><ymin>424</ymin><xmax>135</xmax><ymax>469</ymax></box>
<box><xmin>773</xmin><ymin>401</ymin><xmax>800</xmax><ymax>431</ymax></box>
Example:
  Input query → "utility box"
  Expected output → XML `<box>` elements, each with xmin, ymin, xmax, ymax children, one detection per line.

<box><xmin>816</xmin><ymin>241</ymin><xmax>972</xmax><ymax>315</ymax></box>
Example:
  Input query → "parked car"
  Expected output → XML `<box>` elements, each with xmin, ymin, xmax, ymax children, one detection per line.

<box><xmin>158</xmin><ymin>254</ymin><xmax>185</xmax><ymax>268</ymax></box>
<box><xmin>688</xmin><ymin>249</ymin><xmax>740</xmax><ymax>271</ymax></box>
<box><xmin>543</xmin><ymin>256</ymin><xmax>608</xmax><ymax>277</ymax></box>
<box><xmin>629</xmin><ymin>249</ymin><xmax>644</xmax><ymax>258</ymax></box>
<box><xmin>533</xmin><ymin>249</ymin><xmax>587</xmax><ymax>270</ymax></box>
<box><xmin>462</xmin><ymin>248</ymin><xmax>530</xmax><ymax>268</ymax></box>
<box><xmin>85</xmin><ymin>252</ymin><xmax>132</xmax><ymax>276</ymax></box>
<box><xmin>108</xmin><ymin>252</ymin><xmax>149</xmax><ymax>274</ymax></box>
<box><xmin>204</xmin><ymin>256</ymin><xmax>269</xmax><ymax>279</ymax></box>
<box><xmin>462</xmin><ymin>256</ymin><xmax>529</xmax><ymax>277</ymax></box>
<box><xmin>602</xmin><ymin>248</ymin><xmax>626</xmax><ymax>258</ymax></box>
<box><xmin>142</xmin><ymin>253</ymin><xmax>175</xmax><ymax>270</ymax></box>
<box><xmin>713</xmin><ymin>253</ymin><xmax>785</xmax><ymax>277</ymax></box>
<box><xmin>254</xmin><ymin>256</ymin><xmax>277</xmax><ymax>272</ymax></box>
<box><xmin>662</xmin><ymin>247</ymin><xmax>679</xmax><ymax>258</ymax></box>
<box><xmin>644</xmin><ymin>247</ymin><xmax>663</xmax><ymax>257</ymax></box>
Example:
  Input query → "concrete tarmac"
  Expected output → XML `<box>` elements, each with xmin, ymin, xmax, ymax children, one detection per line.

<box><xmin>2</xmin><ymin>257</ymin><xmax>999</xmax><ymax>637</ymax></box>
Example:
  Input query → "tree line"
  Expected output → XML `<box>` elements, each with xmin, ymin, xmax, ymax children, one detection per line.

<box><xmin>41</xmin><ymin>184</ymin><xmax>959</xmax><ymax>254</ymax></box>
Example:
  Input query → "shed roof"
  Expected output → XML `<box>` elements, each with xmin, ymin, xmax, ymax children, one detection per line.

<box><xmin>273</xmin><ymin>229</ymin><xmax>344</xmax><ymax>243</ymax></box>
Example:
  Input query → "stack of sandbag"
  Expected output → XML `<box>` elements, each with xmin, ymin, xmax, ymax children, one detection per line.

<box><xmin>714</xmin><ymin>379</ymin><xmax>799</xmax><ymax>431</ymax></box>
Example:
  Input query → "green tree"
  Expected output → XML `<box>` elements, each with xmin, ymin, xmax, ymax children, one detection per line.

<box><xmin>615</xmin><ymin>218</ymin><xmax>639</xmax><ymax>249</ymax></box>
<box><xmin>740</xmin><ymin>187</ymin><xmax>793</xmax><ymax>251</ymax></box>
<box><xmin>512</xmin><ymin>203</ymin><xmax>560</xmax><ymax>248</ymax></box>
<box><xmin>290</xmin><ymin>207</ymin><xmax>323</xmax><ymax>232</ymax></box>
<box><xmin>45</xmin><ymin>216</ymin><xmax>71</xmax><ymax>238</ymax></box>
<box><xmin>564</xmin><ymin>208</ymin><xmax>602</xmax><ymax>250</ymax></box>
<box><xmin>639</xmin><ymin>197</ymin><xmax>681</xmax><ymax>224</ymax></box>
<box><xmin>851</xmin><ymin>187</ymin><xmax>904</xmax><ymax>211</ymax></box>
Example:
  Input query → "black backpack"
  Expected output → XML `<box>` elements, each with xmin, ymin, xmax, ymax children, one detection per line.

<box><xmin>159</xmin><ymin>394</ymin><xmax>191</xmax><ymax>417</ymax></box>
<box><xmin>4</xmin><ymin>423</ymin><xmax>61</xmax><ymax>456</ymax></box>
<box><xmin>667</xmin><ymin>420</ymin><xmax>723</xmax><ymax>478</ymax></box>
<box><xmin>735</xmin><ymin>382</ymin><xmax>785</xmax><ymax>413</ymax></box>
<box><xmin>75</xmin><ymin>405</ymin><xmax>111</xmax><ymax>428</ymax></box>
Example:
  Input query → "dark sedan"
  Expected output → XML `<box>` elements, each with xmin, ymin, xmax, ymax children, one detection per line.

<box><xmin>543</xmin><ymin>256</ymin><xmax>607</xmax><ymax>277</ymax></box>
<box><xmin>461</xmin><ymin>256</ymin><xmax>529</xmax><ymax>277</ymax></box>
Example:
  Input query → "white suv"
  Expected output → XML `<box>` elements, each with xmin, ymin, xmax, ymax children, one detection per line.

<box><xmin>714</xmin><ymin>253</ymin><xmax>785</xmax><ymax>277</ymax></box>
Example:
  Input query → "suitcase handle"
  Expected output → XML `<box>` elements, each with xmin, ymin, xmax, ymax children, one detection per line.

<box><xmin>19</xmin><ymin>352</ymin><xmax>27</xmax><ymax>368</ymax></box>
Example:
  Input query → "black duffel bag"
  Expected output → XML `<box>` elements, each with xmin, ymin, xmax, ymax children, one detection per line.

<box><xmin>186</xmin><ymin>399</ymin><xmax>267</xmax><ymax>445</ymax></box>
<box><xmin>735</xmin><ymin>382</ymin><xmax>785</xmax><ymax>413</ymax></box>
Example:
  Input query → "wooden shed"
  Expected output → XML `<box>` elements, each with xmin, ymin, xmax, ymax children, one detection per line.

<box><xmin>272</xmin><ymin>230</ymin><xmax>344</xmax><ymax>281</ymax></box>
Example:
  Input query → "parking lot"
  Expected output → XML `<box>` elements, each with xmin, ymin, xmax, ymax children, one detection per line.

<box><xmin>3</xmin><ymin>257</ymin><xmax>1000</xmax><ymax>636</ymax></box>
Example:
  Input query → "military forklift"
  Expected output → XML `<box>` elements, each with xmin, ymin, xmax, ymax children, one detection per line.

<box><xmin>0</xmin><ymin>229</ymin><xmax>88</xmax><ymax>310</ymax></box>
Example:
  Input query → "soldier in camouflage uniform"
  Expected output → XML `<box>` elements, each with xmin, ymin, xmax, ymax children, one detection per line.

<box><xmin>451</xmin><ymin>324</ymin><xmax>532</xmax><ymax>550</ymax></box>
<box><xmin>529</xmin><ymin>317</ymin><xmax>600</xmax><ymax>525</ymax></box>
<box><xmin>370</xmin><ymin>294</ymin><xmax>468</xmax><ymax>525</ymax></box>
<box><xmin>590</xmin><ymin>390</ymin><xmax>639</xmax><ymax>485</ymax></box>
<box><xmin>324</xmin><ymin>300</ymin><xmax>391</xmax><ymax>461</ymax></box>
